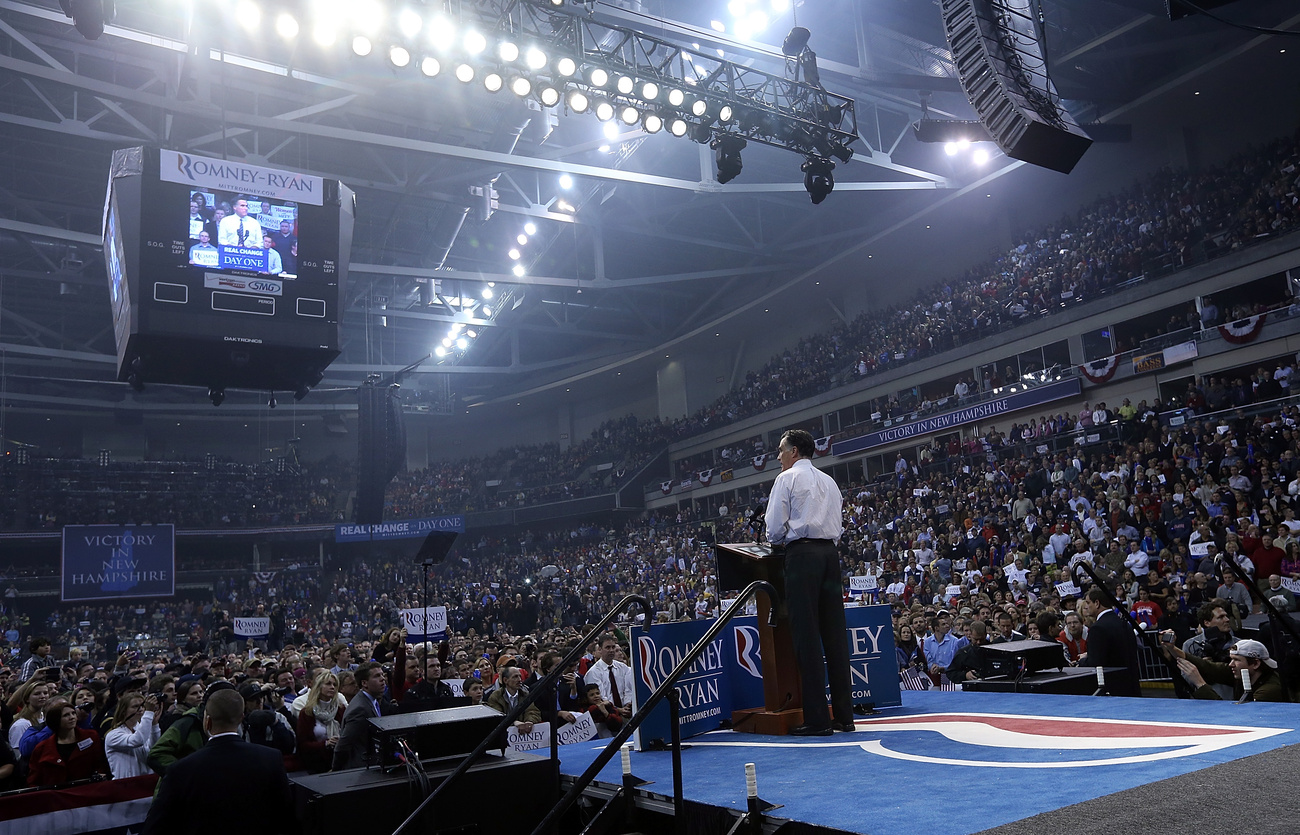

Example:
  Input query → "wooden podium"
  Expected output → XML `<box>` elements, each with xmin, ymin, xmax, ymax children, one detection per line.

<box><xmin>716</xmin><ymin>542</ymin><xmax>804</xmax><ymax>735</ymax></box>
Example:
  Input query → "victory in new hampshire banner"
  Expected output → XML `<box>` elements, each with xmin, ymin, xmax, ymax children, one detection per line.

<box><xmin>61</xmin><ymin>525</ymin><xmax>175</xmax><ymax>602</ymax></box>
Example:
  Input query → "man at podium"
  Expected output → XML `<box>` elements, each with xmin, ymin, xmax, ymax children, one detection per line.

<box><xmin>764</xmin><ymin>429</ymin><xmax>855</xmax><ymax>736</ymax></box>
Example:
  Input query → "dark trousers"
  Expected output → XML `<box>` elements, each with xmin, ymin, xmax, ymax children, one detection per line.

<box><xmin>783</xmin><ymin>540</ymin><xmax>853</xmax><ymax>728</ymax></box>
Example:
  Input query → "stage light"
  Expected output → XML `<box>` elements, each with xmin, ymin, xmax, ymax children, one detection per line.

<box><xmin>398</xmin><ymin>8</ymin><xmax>422</xmax><ymax>38</ymax></box>
<box><xmin>482</xmin><ymin>305</ymin><xmax>493</xmax><ymax>315</ymax></box>
<box><xmin>710</xmin><ymin>20</ymin><xmax>725</xmax><ymax>32</ymax></box>
<box><xmin>913</xmin><ymin>119</ymin><xmax>991</xmax><ymax>144</ymax></box>
<box><xmin>712</xmin><ymin>134</ymin><xmax>746</xmax><ymax>184</ymax></box>
<box><xmin>556</xmin><ymin>57</ymin><xmax>577</xmax><ymax>77</ymax></box>
<box><xmin>539</xmin><ymin>85</ymin><xmax>560</xmax><ymax>106</ymax></box>
<box><xmin>640</xmin><ymin>81</ymin><xmax>660</xmax><ymax>101</ymax></box>
<box><xmin>594</xmin><ymin>100</ymin><xmax>615</xmax><ymax>121</ymax></box>
<box><xmin>512</xmin><ymin>264</ymin><xmax>526</xmax><ymax>277</ymax></box>
<box><xmin>498</xmin><ymin>41</ymin><xmax>520</xmax><ymax>62</ymax></box>
<box><xmin>801</xmin><ymin>153</ymin><xmax>835</xmax><ymax>204</ymax></box>
<box><xmin>464</xmin><ymin>30</ymin><xmax>487</xmax><ymax>54</ymax></box>
<box><xmin>944</xmin><ymin>142</ymin><xmax>958</xmax><ymax>156</ymax></box>
<box><xmin>691</xmin><ymin>99</ymin><xmax>708</xmax><ymax>117</ymax></box>
<box><xmin>508</xmin><ymin>248</ymin><xmax>520</xmax><ymax>260</ymax></box>
<box><xmin>236</xmin><ymin>0</ymin><xmax>260</xmax><ymax>32</ymax></box>
<box><xmin>718</xmin><ymin>104</ymin><xmax>734</xmax><ymax>123</ymax></box>
<box><xmin>517</xmin><ymin>233</ymin><xmax>528</xmax><ymax>245</ymax></box>
<box><xmin>973</xmin><ymin>147</ymin><xmax>990</xmax><ymax>165</ymax></box>
<box><xmin>550</xmin><ymin>0</ymin><xmax>564</xmax><ymax>5</ymax></box>
<box><xmin>294</xmin><ymin>384</ymin><xmax>311</xmax><ymax>402</ymax></box>
<box><xmin>312</xmin><ymin>23</ymin><xmax>337</xmax><ymax>47</ymax></box>
<box><xmin>567</xmin><ymin>90</ymin><xmax>589</xmax><ymax>112</ymax></box>
<box><xmin>667</xmin><ymin>88</ymin><xmax>685</xmax><ymax>107</ymax></box>
<box><xmin>828</xmin><ymin>142</ymin><xmax>854</xmax><ymax>163</ymax></box>
<box><xmin>524</xmin><ymin>222</ymin><xmax>537</xmax><ymax>235</ymax></box>
<box><xmin>442</xmin><ymin>337</ymin><xmax>453</xmax><ymax>347</ymax></box>
<box><xmin>456</xmin><ymin>338</ymin><xmax>469</xmax><ymax>350</ymax></box>
<box><xmin>643</xmin><ymin>113</ymin><xmax>663</xmax><ymax>133</ymax></box>
<box><xmin>208</xmin><ymin>386</ymin><xmax>225</xmax><ymax>407</ymax></box>
<box><xmin>483</xmin><ymin>286</ymin><xmax>495</xmax><ymax>299</ymax></box>
<box><xmin>559</xmin><ymin>174</ymin><xmax>573</xmax><ymax>189</ymax></box>
<box><xmin>420</xmin><ymin>56</ymin><xmax>441</xmax><ymax>77</ymax></box>
<box><xmin>525</xmin><ymin>48</ymin><xmax>548</xmax><ymax>70</ymax></box>
<box><xmin>620</xmin><ymin>105</ymin><xmax>640</xmax><ymax>125</ymax></box>
<box><xmin>348</xmin><ymin>0</ymin><xmax>382</xmax><ymax>33</ymax></box>
<box><xmin>427</xmin><ymin>16</ymin><xmax>454</xmax><ymax>50</ymax></box>
<box><xmin>616</xmin><ymin>75</ymin><xmax>634</xmax><ymax>95</ymax></box>
<box><xmin>511</xmin><ymin>77</ymin><xmax>532</xmax><ymax>97</ymax></box>
<box><xmin>435</xmin><ymin>346</ymin><xmax>447</xmax><ymax>357</ymax></box>
<box><xmin>275</xmin><ymin>13</ymin><xmax>299</xmax><ymax>39</ymax></box>
<box><xmin>483</xmin><ymin>72</ymin><xmax>503</xmax><ymax>92</ymax></box>
<box><xmin>352</xmin><ymin>36</ymin><xmax>372</xmax><ymax>56</ymax></box>
<box><xmin>390</xmin><ymin>46</ymin><xmax>411</xmax><ymax>68</ymax></box>
<box><xmin>268</xmin><ymin>392</ymin><xmax>277</xmax><ymax>409</ymax></box>
<box><xmin>455</xmin><ymin>63</ymin><xmax>475</xmax><ymax>82</ymax></box>
<box><xmin>668</xmin><ymin>118</ymin><xmax>688</xmax><ymax>137</ymax></box>
<box><xmin>602</xmin><ymin>121</ymin><xmax>620</xmax><ymax>140</ymax></box>
<box><xmin>467</xmin><ymin>329</ymin><xmax>477</xmax><ymax>338</ymax></box>
<box><xmin>589</xmin><ymin>67</ymin><xmax>609</xmax><ymax>87</ymax></box>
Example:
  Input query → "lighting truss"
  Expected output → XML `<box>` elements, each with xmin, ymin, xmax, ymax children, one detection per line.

<box><xmin>410</xmin><ymin>0</ymin><xmax>858</xmax><ymax>158</ymax></box>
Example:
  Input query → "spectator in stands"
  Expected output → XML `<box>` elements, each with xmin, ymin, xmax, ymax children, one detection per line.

<box><xmin>27</xmin><ymin>700</ymin><xmax>110</xmax><ymax>786</ymax></box>
<box><xmin>18</xmin><ymin>637</ymin><xmax>54</xmax><ymax>682</ymax></box>
<box><xmin>1163</xmin><ymin>637</ymin><xmax>1287</xmax><ymax>702</ymax></box>
<box><xmin>7</xmin><ymin>678</ymin><xmax>50</xmax><ymax>751</ymax></box>
<box><xmin>104</xmin><ymin>690</ymin><xmax>160</xmax><ymax>778</ymax></box>
<box><xmin>922</xmin><ymin>612</ymin><xmax>967</xmax><ymax>681</ymax></box>
<box><xmin>160</xmin><ymin>678</ymin><xmax>203</xmax><ymax>732</ymax></box>
<box><xmin>585</xmin><ymin>634</ymin><xmax>633</xmax><ymax>721</ymax></box>
<box><xmin>1216</xmin><ymin>568</ymin><xmax>1252</xmax><ymax>624</ymax></box>
<box><xmin>401</xmin><ymin>654</ymin><xmax>456</xmax><ymax>712</ymax></box>
<box><xmin>1263</xmin><ymin>574</ymin><xmax>1296</xmax><ymax>612</ymax></box>
<box><xmin>946</xmin><ymin>621</ymin><xmax>992</xmax><ymax>682</ymax></box>
<box><xmin>295</xmin><ymin>670</ymin><xmax>345</xmax><ymax>774</ymax></box>
<box><xmin>582</xmin><ymin>682</ymin><xmax>623</xmax><ymax>739</ymax></box>
<box><xmin>463</xmin><ymin>677</ymin><xmax>485</xmax><ymax>706</ymax></box>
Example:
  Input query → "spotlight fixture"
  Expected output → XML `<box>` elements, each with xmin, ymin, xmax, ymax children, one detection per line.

<box><xmin>294</xmin><ymin>384</ymin><xmax>311</xmax><ymax>402</ymax></box>
<box><xmin>912</xmin><ymin>119</ymin><xmax>993</xmax><ymax>144</ymax></box>
<box><xmin>511</xmin><ymin>77</ymin><xmax>532</xmax><ymax>97</ymax></box>
<box><xmin>512</xmin><ymin>264</ymin><xmax>526</xmax><ymax>277</ymax></box>
<box><xmin>594</xmin><ymin>100</ymin><xmax>615</xmax><ymax>122</ymax></box>
<box><xmin>668</xmin><ymin>118</ymin><xmax>688</xmax><ymax>137</ymax></box>
<box><xmin>643</xmin><ymin>113</ymin><xmax>663</xmax><ymax>133</ymax></box>
<box><xmin>801</xmin><ymin>154</ymin><xmax>835</xmax><ymax>204</ymax></box>
<box><xmin>268</xmin><ymin>392</ymin><xmax>278</xmax><ymax>409</ymax></box>
<box><xmin>275</xmin><ymin>13</ymin><xmax>299</xmax><ymax>39</ymax></box>
<box><xmin>556</xmin><ymin>57</ymin><xmax>577</xmax><ymax>77</ymax></box>
<box><xmin>352</xmin><ymin>35</ymin><xmax>373</xmax><ymax>56</ymax></box>
<box><xmin>711</xmin><ymin>134</ymin><xmax>746</xmax><ymax>184</ymax></box>
<box><xmin>420</xmin><ymin>56</ymin><xmax>441</xmax><ymax>77</ymax></box>
<box><xmin>620</xmin><ymin>105</ymin><xmax>640</xmax><ymax>125</ymax></box>
<box><xmin>389</xmin><ymin>45</ymin><xmax>411</xmax><ymax>67</ymax></box>
<box><xmin>398</xmin><ymin>8</ymin><xmax>422</xmax><ymax>38</ymax></box>
<box><xmin>208</xmin><ymin>386</ymin><xmax>226</xmax><ymax>407</ymax></box>
<box><xmin>455</xmin><ymin>63</ymin><xmax>475</xmax><ymax>82</ymax></box>
<box><xmin>717</xmin><ymin>104</ymin><xmax>734</xmax><ymax>123</ymax></box>
<box><xmin>525</xmin><ymin>48</ymin><xmax>548</xmax><ymax>70</ymax></box>
<box><xmin>463</xmin><ymin>30</ymin><xmax>487</xmax><ymax>54</ymax></box>
<box><xmin>641</xmin><ymin>81</ymin><xmax>659</xmax><ymax>100</ymax></box>
<box><xmin>589</xmin><ymin>67</ymin><xmax>609</xmax><ymax>87</ymax></box>
<box><xmin>690</xmin><ymin>99</ymin><xmax>708</xmax><ymax>117</ymax></box>
<box><xmin>484</xmin><ymin>72</ymin><xmax>503</xmax><ymax>92</ymax></box>
<box><xmin>58</xmin><ymin>0</ymin><xmax>113</xmax><ymax>40</ymax></box>
<box><xmin>666</xmin><ymin>88</ymin><xmax>685</xmax><ymax>107</ymax></box>
<box><xmin>616</xmin><ymin>75</ymin><xmax>635</xmax><ymax>95</ymax></box>
<box><xmin>499</xmin><ymin>41</ymin><xmax>520</xmax><ymax>62</ymax></box>
<box><xmin>539</xmin><ymin>85</ymin><xmax>561</xmax><ymax>106</ymax></box>
<box><xmin>567</xmin><ymin>90</ymin><xmax>589</xmax><ymax>112</ymax></box>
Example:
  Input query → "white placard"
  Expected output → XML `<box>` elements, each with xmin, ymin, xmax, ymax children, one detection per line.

<box><xmin>945</xmin><ymin>584</ymin><xmax>962</xmax><ymax>598</ymax></box>
<box><xmin>1055</xmin><ymin>581</ymin><xmax>1081</xmax><ymax>598</ymax></box>
<box><xmin>849</xmin><ymin>575</ymin><xmax>878</xmax><ymax>593</ymax></box>
<box><xmin>1281</xmin><ymin>578</ymin><xmax>1300</xmax><ymax>595</ymax></box>
<box><xmin>233</xmin><ymin>616</ymin><xmax>270</xmax><ymax>638</ymax></box>
<box><xmin>400</xmin><ymin>606</ymin><xmax>448</xmax><ymax>639</ymax></box>
<box><xmin>507</xmin><ymin>722</ymin><xmax>552</xmax><ymax>752</ymax></box>
<box><xmin>556</xmin><ymin>711</ymin><xmax>599</xmax><ymax>746</ymax></box>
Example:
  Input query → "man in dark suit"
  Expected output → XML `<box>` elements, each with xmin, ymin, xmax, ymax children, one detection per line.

<box><xmin>1079</xmin><ymin>587</ymin><xmax>1143</xmax><ymax>697</ymax></box>
<box><xmin>332</xmin><ymin>661</ymin><xmax>388</xmax><ymax>771</ymax></box>
<box><xmin>142</xmin><ymin>689</ymin><xmax>296</xmax><ymax>835</ymax></box>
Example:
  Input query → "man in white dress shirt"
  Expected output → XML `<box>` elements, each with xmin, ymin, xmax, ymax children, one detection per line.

<box><xmin>216</xmin><ymin>198</ymin><xmax>264</xmax><ymax>248</ymax></box>
<box><xmin>585</xmin><ymin>634</ymin><xmax>633</xmax><ymax>720</ymax></box>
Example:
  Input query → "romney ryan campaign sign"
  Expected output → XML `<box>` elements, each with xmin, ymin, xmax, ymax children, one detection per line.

<box><xmin>61</xmin><ymin>525</ymin><xmax>175</xmax><ymax>602</ymax></box>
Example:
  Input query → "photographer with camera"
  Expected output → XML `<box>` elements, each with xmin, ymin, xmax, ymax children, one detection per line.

<box><xmin>1182</xmin><ymin>601</ymin><xmax>1236</xmax><ymax>700</ymax></box>
<box><xmin>1160</xmin><ymin>634</ymin><xmax>1288</xmax><ymax>702</ymax></box>
<box><xmin>238</xmin><ymin>681</ymin><xmax>295</xmax><ymax>755</ymax></box>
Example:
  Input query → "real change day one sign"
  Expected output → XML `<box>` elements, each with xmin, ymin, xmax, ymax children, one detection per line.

<box><xmin>401</xmin><ymin>607</ymin><xmax>448</xmax><ymax>641</ymax></box>
<box><xmin>335</xmin><ymin>515</ymin><xmax>465</xmax><ymax>543</ymax></box>
<box><xmin>61</xmin><ymin>525</ymin><xmax>175</xmax><ymax>602</ymax></box>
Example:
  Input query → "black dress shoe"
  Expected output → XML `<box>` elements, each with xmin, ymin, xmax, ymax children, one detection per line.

<box><xmin>831</xmin><ymin>721</ymin><xmax>855</xmax><ymax>733</ymax></box>
<box><xmin>790</xmin><ymin>724</ymin><xmax>833</xmax><ymax>736</ymax></box>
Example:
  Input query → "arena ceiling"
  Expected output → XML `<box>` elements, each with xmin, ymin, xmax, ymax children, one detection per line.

<box><xmin>0</xmin><ymin>0</ymin><xmax>1297</xmax><ymax>425</ymax></box>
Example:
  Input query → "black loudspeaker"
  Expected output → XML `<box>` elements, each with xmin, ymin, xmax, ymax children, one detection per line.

<box><xmin>369</xmin><ymin>705</ymin><xmax>497</xmax><ymax>765</ymax></box>
<box><xmin>941</xmin><ymin>0</ymin><xmax>1092</xmax><ymax>174</ymax></box>
<box><xmin>979</xmin><ymin>639</ymin><xmax>1068</xmax><ymax>675</ymax></box>
<box><xmin>356</xmin><ymin>382</ymin><xmax>405</xmax><ymax>525</ymax></box>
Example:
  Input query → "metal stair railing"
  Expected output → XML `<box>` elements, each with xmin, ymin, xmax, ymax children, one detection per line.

<box><xmin>390</xmin><ymin>592</ymin><xmax>654</xmax><ymax>835</ymax></box>
<box><xmin>531</xmin><ymin>579</ymin><xmax>778</xmax><ymax>835</ymax></box>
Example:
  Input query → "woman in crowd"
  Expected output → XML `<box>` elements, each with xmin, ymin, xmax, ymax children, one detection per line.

<box><xmin>104</xmin><ymin>691</ymin><xmax>159</xmax><ymax>778</ymax></box>
<box><xmin>7</xmin><ymin>679</ymin><xmax>50</xmax><ymax>751</ymax></box>
<box><xmin>27</xmin><ymin>700</ymin><xmax>109</xmax><ymax>786</ymax></box>
<box><xmin>295</xmin><ymin>670</ymin><xmax>346</xmax><ymax>774</ymax></box>
<box><xmin>894</xmin><ymin>624</ymin><xmax>923</xmax><ymax>672</ymax></box>
<box><xmin>371</xmin><ymin>627</ymin><xmax>404</xmax><ymax>664</ymax></box>
<box><xmin>160</xmin><ymin>679</ymin><xmax>203</xmax><ymax>732</ymax></box>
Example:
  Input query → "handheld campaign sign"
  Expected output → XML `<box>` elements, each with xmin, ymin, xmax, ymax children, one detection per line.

<box><xmin>401</xmin><ymin>607</ymin><xmax>448</xmax><ymax>641</ymax></box>
<box><xmin>234</xmin><ymin>617</ymin><xmax>271</xmax><ymax>639</ymax></box>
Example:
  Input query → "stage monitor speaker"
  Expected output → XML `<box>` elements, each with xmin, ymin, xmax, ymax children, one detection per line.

<box><xmin>941</xmin><ymin>0</ymin><xmax>1092</xmax><ymax>173</ymax></box>
<box><xmin>980</xmin><ymin>639</ymin><xmax>1067</xmax><ymax>676</ymax></box>
<box><xmin>368</xmin><ymin>705</ymin><xmax>497</xmax><ymax>766</ymax></box>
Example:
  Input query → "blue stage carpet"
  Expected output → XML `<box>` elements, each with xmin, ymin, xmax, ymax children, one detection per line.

<box><xmin>553</xmin><ymin>691</ymin><xmax>1300</xmax><ymax>835</ymax></box>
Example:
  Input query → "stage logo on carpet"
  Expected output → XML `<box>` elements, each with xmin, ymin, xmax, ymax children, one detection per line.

<box><xmin>694</xmin><ymin>712</ymin><xmax>1288</xmax><ymax>768</ymax></box>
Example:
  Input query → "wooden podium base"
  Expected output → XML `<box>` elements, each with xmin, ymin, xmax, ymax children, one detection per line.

<box><xmin>729</xmin><ymin>708</ymin><xmax>804</xmax><ymax>736</ymax></box>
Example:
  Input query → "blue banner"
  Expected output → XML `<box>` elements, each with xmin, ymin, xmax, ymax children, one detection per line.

<box><xmin>833</xmin><ymin>378</ymin><xmax>1082</xmax><ymax>455</ymax></box>
<box><xmin>218</xmin><ymin>245</ymin><xmax>267</xmax><ymax>271</ymax></box>
<box><xmin>631</xmin><ymin>619</ymin><xmax>730</xmax><ymax>748</ymax></box>
<box><xmin>334</xmin><ymin>515</ymin><xmax>465</xmax><ymax>543</ymax></box>
<box><xmin>61</xmin><ymin>525</ymin><xmax>175</xmax><ymax>602</ymax></box>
